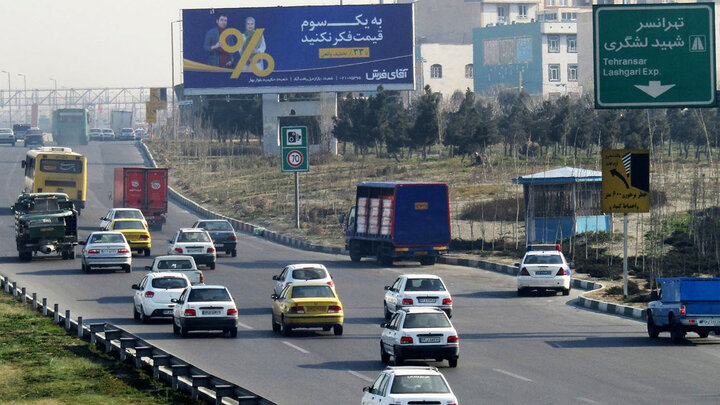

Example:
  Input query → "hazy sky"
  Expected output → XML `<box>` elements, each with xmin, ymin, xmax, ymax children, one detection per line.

<box><xmin>0</xmin><ymin>0</ymin><xmax>386</xmax><ymax>90</ymax></box>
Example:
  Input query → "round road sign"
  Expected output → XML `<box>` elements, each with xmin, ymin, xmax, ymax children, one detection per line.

<box><xmin>286</xmin><ymin>150</ymin><xmax>304</xmax><ymax>168</ymax></box>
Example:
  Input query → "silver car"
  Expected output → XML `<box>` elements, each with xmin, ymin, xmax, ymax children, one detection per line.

<box><xmin>0</xmin><ymin>128</ymin><xmax>15</xmax><ymax>145</ymax></box>
<box><xmin>146</xmin><ymin>255</ymin><xmax>204</xmax><ymax>285</ymax></box>
<box><xmin>79</xmin><ymin>231</ymin><xmax>132</xmax><ymax>272</ymax></box>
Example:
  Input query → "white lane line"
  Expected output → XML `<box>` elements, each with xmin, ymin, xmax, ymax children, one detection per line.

<box><xmin>576</xmin><ymin>397</ymin><xmax>602</xmax><ymax>405</ymax></box>
<box><xmin>492</xmin><ymin>368</ymin><xmax>533</xmax><ymax>382</ymax></box>
<box><xmin>348</xmin><ymin>370</ymin><xmax>374</xmax><ymax>383</ymax></box>
<box><xmin>282</xmin><ymin>341</ymin><xmax>310</xmax><ymax>354</ymax></box>
<box><xmin>237</xmin><ymin>321</ymin><xmax>254</xmax><ymax>330</ymax></box>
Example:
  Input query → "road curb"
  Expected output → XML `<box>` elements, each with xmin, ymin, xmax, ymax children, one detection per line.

<box><xmin>138</xmin><ymin>141</ymin><xmax>644</xmax><ymax>322</ymax></box>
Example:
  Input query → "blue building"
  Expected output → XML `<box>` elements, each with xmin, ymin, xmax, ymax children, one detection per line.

<box><xmin>513</xmin><ymin>167</ymin><xmax>610</xmax><ymax>244</ymax></box>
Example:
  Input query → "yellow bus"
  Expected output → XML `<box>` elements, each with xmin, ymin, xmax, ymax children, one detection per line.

<box><xmin>22</xmin><ymin>147</ymin><xmax>88</xmax><ymax>211</ymax></box>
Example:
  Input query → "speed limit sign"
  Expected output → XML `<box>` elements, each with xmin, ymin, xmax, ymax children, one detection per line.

<box><xmin>282</xmin><ymin>147</ymin><xmax>308</xmax><ymax>172</ymax></box>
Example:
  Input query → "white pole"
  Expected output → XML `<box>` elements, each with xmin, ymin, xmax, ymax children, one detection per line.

<box><xmin>623</xmin><ymin>213</ymin><xmax>628</xmax><ymax>298</ymax></box>
<box><xmin>295</xmin><ymin>172</ymin><xmax>300</xmax><ymax>229</ymax></box>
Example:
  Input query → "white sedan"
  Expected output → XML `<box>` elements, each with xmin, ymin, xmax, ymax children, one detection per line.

<box><xmin>172</xmin><ymin>285</ymin><xmax>238</xmax><ymax>337</ymax></box>
<box><xmin>79</xmin><ymin>231</ymin><xmax>132</xmax><ymax>273</ymax></box>
<box><xmin>362</xmin><ymin>366</ymin><xmax>459</xmax><ymax>405</ymax></box>
<box><xmin>272</xmin><ymin>263</ymin><xmax>334</xmax><ymax>296</ymax></box>
<box><xmin>516</xmin><ymin>244</ymin><xmax>572</xmax><ymax>296</ymax></box>
<box><xmin>100</xmin><ymin>208</ymin><xmax>148</xmax><ymax>230</ymax></box>
<box><xmin>132</xmin><ymin>272</ymin><xmax>190</xmax><ymax>322</ymax></box>
<box><xmin>384</xmin><ymin>274</ymin><xmax>453</xmax><ymax>319</ymax></box>
<box><xmin>168</xmin><ymin>228</ymin><xmax>216</xmax><ymax>269</ymax></box>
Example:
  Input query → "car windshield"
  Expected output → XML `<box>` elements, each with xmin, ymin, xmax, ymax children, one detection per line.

<box><xmin>90</xmin><ymin>234</ymin><xmax>125</xmax><ymax>244</ymax></box>
<box><xmin>291</xmin><ymin>285</ymin><xmax>335</xmax><ymax>298</ymax></box>
<box><xmin>115</xmin><ymin>211</ymin><xmax>143</xmax><ymax>220</ymax></box>
<box><xmin>292</xmin><ymin>268</ymin><xmax>326</xmax><ymax>280</ymax></box>
<box><xmin>199</xmin><ymin>221</ymin><xmax>233</xmax><ymax>231</ymax></box>
<box><xmin>113</xmin><ymin>221</ymin><xmax>145</xmax><ymax>230</ymax></box>
<box><xmin>404</xmin><ymin>278</ymin><xmax>446</xmax><ymax>292</ymax></box>
<box><xmin>178</xmin><ymin>232</ymin><xmax>210</xmax><ymax>242</ymax></box>
<box><xmin>103</xmin><ymin>130</ymin><xmax>112</xmax><ymax>133</ymax></box>
<box><xmin>403</xmin><ymin>313</ymin><xmax>451</xmax><ymax>329</ymax></box>
<box><xmin>187</xmin><ymin>288</ymin><xmax>231</xmax><ymax>302</ymax></box>
<box><xmin>156</xmin><ymin>260</ymin><xmax>194</xmax><ymax>270</ymax></box>
<box><xmin>390</xmin><ymin>375</ymin><xmax>450</xmax><ymax>394</ymax></box>
<box><xmin>524</xmin><ymin>254</ymin><xmax>563</xmax><ymax>265</ymax></box>
<box><xmin>151</xmin><ymin>277</ymin><xmax>188</xmax><ymax>289</ymax></box>
<box><xmin>29</xmin><ymin>199</ymin><xmax>59</xmax><ymax>213</ymax></box>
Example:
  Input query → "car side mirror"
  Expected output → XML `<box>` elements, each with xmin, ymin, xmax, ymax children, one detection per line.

<box><xmin>338</xmin><ymin>214</ymin><xmax>345</xmax><ymax>224</ymax></box>
<box><xmin>363</xmin><ymin>387</ymin><xmax>369</xmax><ymax>393</ymax></box>
<box><xmin>21</xmin><ymin>160</ymin><xmax>26</xmax><ymax>168</ymax></box>
<box><xmin>380</xmin><ymin>322</ymin><xmax>388</xmax><ymax>328</ymax></box>
<box><xmin>514</xmin><ymin>262</ymin><xmax>520</xmax><ymax>267</ymax></box>
<box><xmin>272</xmin><ymin>275</ymin><xmax>279</xmax><ymax>281</ymax></box>
<box><xmin>145</xmin><ymin>265</ymin><xmax>151</xmax><ymax>271</ymax></box>
<box><xmin>271</xmin><ymin>294</ymin><xmax>278</xmax><ymax>300</ymax></box>
<box><xmin>650</xmin><ymin>290</ymin><xmax>659</xmax><ymax>300</ymax></box>
<box><xmin>131</xmin><ymin>284</ymin><xmax>140</xmax><ymax>290</ymax></box>
<box><xmin>78</xmin><ymin>241</ymin><xmax>86</xmax><ymax>245</ymax></box>
<box><xmin>167</xmin><ymin>240</ymin><xmax>173</xmax><ymax>243</ymax></box>
<box><xmin>384</xmin><ymin>286</ymin><xmax>391</xmax><ymax>290</ymax></box>
<box><xmin>568</xmin><ymin>261</ymin><xmax>575</xmax><ymax>269</ymax></box>
<box><xmin>170</xmin><ymin>298</ymin><xmax>178</xmax><ymax>303</ymax></box>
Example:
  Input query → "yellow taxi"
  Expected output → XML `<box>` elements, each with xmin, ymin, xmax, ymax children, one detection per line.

<box><xmin>271</xmin><ymin>282</ymin><xmax>344</xmax><ymax>336</ymax></box>
<box><xmin>107</xmin><ymin>219</ymin><xmax>151</xmax><ymax>256</ymax></box>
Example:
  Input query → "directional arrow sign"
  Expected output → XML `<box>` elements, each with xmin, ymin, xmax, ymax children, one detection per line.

<box><xmin>594</xmin><ymin>4</ymin><xmax>716</xmax><ymax>108</ymax></box>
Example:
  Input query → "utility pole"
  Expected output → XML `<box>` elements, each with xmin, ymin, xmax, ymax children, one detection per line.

<box><xmin>17</xmin><ymin>73</ymin><xmax>26</xmax><ymax>123</ymax></box>
<box><xmin>1</xmin><ymin>71</ymin><xmax>12</xmax><ymax>126</ymax></box>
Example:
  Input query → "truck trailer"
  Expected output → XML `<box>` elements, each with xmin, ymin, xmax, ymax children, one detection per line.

<box><xmin>343</xmin><ymin>182</ymin><xmax>450</xmax><ymax>266</ymax></box>
<box><xmin>113</xmin><ymin>167</ymin><xmax>168</xmax><ymax>231</ymax></box>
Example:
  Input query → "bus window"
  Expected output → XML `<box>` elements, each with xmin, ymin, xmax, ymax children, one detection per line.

<box><xmin>39</xmin><ymin>159</ymin><xmax>82</xmax><ymax>174</ymax></box>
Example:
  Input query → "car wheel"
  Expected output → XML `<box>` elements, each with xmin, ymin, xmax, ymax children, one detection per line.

<box><xmin>123</xmin><ymin>265</ymin><xmax>131</xmax><ymax>273</ymax></box>
<box><xmin>562</xmin><ymin>287</ymin><xmax>571</xmax><ymax>296</ymax></box>
<box><xmin>271</xmin><ymin>317</ymin><xmax>280</xmax><ymax>333</ymax></box>
<box><xmin>172</xmin><ymin>320</ymin><xmax>179</xmax><ymax>335</ymax></box>
<box><xmin>393</xmin><ymin>349</ymin><xmax>404</xmax><ymax>366</ymax></box>
<box><xmin>81</xmin><ymin>262</ymin><xmax>88</xmax><ymax>273</ymax></box>
<box><xmin>231</xmin><ymin>250</ymin><xmax>237</xmax><ymax>258</ymax></box>
<box><xmin>133</xmin><ymin>305</ymin><xmax>140</xmax><ymax>320</ymax></box>
<box><xmin>139</xmin><ymin>307</ymin><xmax>149</xmax><ymax>323</ymax></box>
<box><xmin>419</xmin><ymin>256</ymin><xmax>436</xmax><ymax>266</ymax></box>
<box><xmin>384</xmin><ymin>302</ymin><xmax>391</xmax><ymax>320</ymax></box>
<box><xmin>517</xmin><ymin>288</ymin><xmax>525</xmax><ymax>296</ymax></box>
<box><xmin>333</xmin><ymin>324</ymin><xmax>343</xmax><ymax>336</ymax></box>
<box><xmin>670</xmin><ymin>316</ymin><xmax>685</xmax><ymax>343</ymax></box>
<box><xmin>281</xmin><ymin>316</ymin><xmax>292</xmax><ymax>336</ymax></box>
<box><xmin>697</xmin><ymin>330</ymin><xmax>710</xmax><ymax>338</ymax></box>
<box><xmin>144</xmin><ymin>249</ymin><xmax>151</xmax><ymax>257</ymax></box>
<box><xmin>179</xmin><ymin>324</ymin><xmax>189</xmax><ymax>338</ymax></box>
<box><xmin>209</xmin><ymin>262</ymin><xmax>216</xmax><ymax>270</ymax></box>
<box><xmin>448</xmin><ymin>357</ymin><xmax>458</xmax><ymax>368</ymax></box>
<box><xmin>229</xmin><ymin>327</ymin><xmax>238</xmax><ymax>338</ymax></box>
<box><xmin>647</xmin><ymin>315</ymin><xmax>660</xmax><ymax>339</ymax></box>
<box><xmin>380</xmin><ymin>342</ymin><xmax>390</xmax><ymax>364</ymax></box>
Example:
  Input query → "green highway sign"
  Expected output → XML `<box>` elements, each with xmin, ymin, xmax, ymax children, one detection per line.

<box><xmin>594</xmin><ymin>4</ymin><xmax>716</xmax><ymax>108</ymax></box>
<box><xmin>281</xmin><ymin>126</ymin><xmax>308</xmax><ymax>172</ymax></box>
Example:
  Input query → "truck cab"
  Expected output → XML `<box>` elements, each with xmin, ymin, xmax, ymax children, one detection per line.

<box><xmin>647</xmin><ymin>277</ymin><xmax>720</xmax><ymax>343</ymax></box>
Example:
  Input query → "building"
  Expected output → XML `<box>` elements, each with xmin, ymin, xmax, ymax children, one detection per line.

<box><xmin>417</xmin><ymin>43</ymin><xmax>474</xmax><ymax>97</ymax></box>
<box><xmin>473</xmin><ymin>20</ymin><xmax>582</xmax><ymax>98</ymax></box>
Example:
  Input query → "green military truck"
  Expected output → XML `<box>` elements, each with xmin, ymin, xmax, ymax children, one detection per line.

<box><xmin>12</xmin><ymin>193</ymin><xmax>78</xmax><ymax>261</ymax></box>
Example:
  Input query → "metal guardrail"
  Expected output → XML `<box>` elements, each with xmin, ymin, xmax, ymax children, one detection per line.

<box><xmin>0</xmin><ymin>274</ymin><xmax>275</xmax><ymax>405</ymax></box>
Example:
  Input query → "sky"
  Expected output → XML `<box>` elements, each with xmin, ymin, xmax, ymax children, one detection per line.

<box><xmin>0</xmin><ymin>0</ymin><xmax>388</xmax><ymax>90</ymax></box>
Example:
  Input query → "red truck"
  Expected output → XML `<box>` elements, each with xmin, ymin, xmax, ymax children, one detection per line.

<box><xmin>113</xmin><ymin>167</ymin><xmax>168</xmax><ymax>231</ymax></box>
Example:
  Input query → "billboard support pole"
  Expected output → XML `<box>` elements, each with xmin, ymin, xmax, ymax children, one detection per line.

<box><xmin>294</xmin><ymin>172</ymin><xmax>300</xmax><ymax>229</ymax></box>
<box><xmin>623</xmin><ymin>213</ymin><xmax>628</xmax><ymax>298</ymax></box>
<box><xmin>170</xmin><ymin>20</ymin><xmax>181</xmax><ymax>140</ymax></box>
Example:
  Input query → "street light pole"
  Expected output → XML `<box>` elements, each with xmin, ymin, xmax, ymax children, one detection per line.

<box><xmin>171</xmin><ymin>19</ymin><xmax>181</xmax><ymax>140</ymax></box>
<box><xmin>17</xmin><ymin>73</ymin><xmax>26</xmax><ymax>123</ymax></box>
<box><xmin>1</xmin><ymin>70</ymin><xmax>12</xmax><ymax>127</ymax></box>
<box><xmin>49</xmin><ymin>77</ymin><xmax>57</xmax><ymax>114</ymax></box>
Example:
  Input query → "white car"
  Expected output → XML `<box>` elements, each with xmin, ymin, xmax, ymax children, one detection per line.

<box><xmin>172</xmin><ymin>285</ymin><xmax>238</xmax><ymax>337</ymax></box>
<box><xmin>101</xmin><ymin>128</ymin><xmax>115</xmax><ymax>141</ymax></box>
<box><xmin>89</xmin><ymin>128</ymin><xmax>103</xmax><ymax>141</ymax></box>
<box><xmin>79</xmin><ymin>231</ymin><xmax>132</xmax><ymax>273</ymax></box>
<box><xmin>380</xmin><ymin>307</ymin><xmax>459</xmax><ymax>367</ymax></box>
<box><xmin>145</xmin><ymin>255</ymin><xmax>204</xmax><ymax>285</ymax></box>
<box><xmin>272</xmin><ymin>263</ymin><xmax>334</xmax><ymax>296</ymax></box>
<box><xmin>168</xmin><ymin>228</ymin><xmax>216</xmax><ymax>269</ymax></box>
<box><xmin>100</xmin><ymin>208</ymin><xmax>148</xmax><ymax>230</ymax></box>
<box><xmin>516</xmin><ymin>244</ymin><xmax>572</xmax><ymax>296</ymax></box>
<box><xmin>0</xmin><ymin>127</ymin><xmax>16</xmax><ymax>145</ymax></box>
<box><xmin>384</xmin><ymin>274</ymin><xmax>453</xmax><ymax>319</ymax></box>
<box><xmin>132</xmin><ymin>272</ymin><xmax>190</xmax><ymax>322</ymax></box>
<box><xmin>362</xmin><ymin>366</ymin><xmax>459</xmax><ymax>405</ymax></box>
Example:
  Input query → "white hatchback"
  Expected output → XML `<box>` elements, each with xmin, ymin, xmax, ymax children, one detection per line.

<box><xmin>272</xmin><ymin>263</ymin><xmax>334</xmax><ymax>296</ymax></box>
<box><xmin>132</xmin><ymin>272</ymin><xmax>190</xmax><ymax>322</ymax></box>
<box><xmin>362</xmin><ymin>366</ymin><xmax>459</xmax><ymax>405</ymax></box>
<box><xmin>516</xmin><ymin>244</ymin><xmax>572</xmax><ymax>296</ymax></box>
<box><xmin>100</xmin><ymin>208</ymin><xmax>148</xmax><ymax>230</ymax></box>
<box><xmin>384</xmin><ymin>274</ymin><xmax>453</xmax><ymax>319</ymax></box>
<box><xmin>167</xmin><ymin>228</ymin><xmax>216</xmax><ymax>269</ymax></box>
<box><xmin>172</xmin><ymin>285</ymin><xmax>238</xmax><ymax>337</ymax></box>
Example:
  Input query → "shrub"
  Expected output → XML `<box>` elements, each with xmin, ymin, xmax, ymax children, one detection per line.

<box><xmin>459</xmin><ymin>198</ymin><xmax>524</xmax><ymax>221</ymax></box>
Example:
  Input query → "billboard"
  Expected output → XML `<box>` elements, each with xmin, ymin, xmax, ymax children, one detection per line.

<box><xmin>182</xmin><ymin>5</ymin><xmax>414</xmax><ymax>95</ymax></box>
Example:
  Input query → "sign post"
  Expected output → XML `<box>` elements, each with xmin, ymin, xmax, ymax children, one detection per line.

<box><xmin>281</xmin><ymin>126</ymin><xmax>309</xmax><ymax>228</ymax></box>
<box><xmin>594</xmin><ymin>3</ymin><xmax>715</xmax><ymax>108</ymax></box>
<box><xmin>602</xmin><ymin>149</ymin><xmax>650</xmax><ymax>297</ymax></box>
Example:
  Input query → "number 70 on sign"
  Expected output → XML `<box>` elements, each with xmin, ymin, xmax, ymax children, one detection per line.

<box><xmin>282</xmin><ymin>148</ymin><xmax>308</xmax><ymax>172</ymax></box>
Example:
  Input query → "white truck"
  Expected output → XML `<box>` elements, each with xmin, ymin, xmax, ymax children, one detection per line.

<box><xmin>111</xmin><ymin>111</ymin><xmax>133</xmax><ymax>137</ymax></box>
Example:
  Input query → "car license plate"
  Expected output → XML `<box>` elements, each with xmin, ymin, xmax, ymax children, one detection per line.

<box><xmin>162</xmin><ymin>310</ymin><xmax>173</xmax><ymax>315</ymax></box>
<box><xmin>202</xmin><ymin>310</ymin><xmax>221</xmax><ymax>316</ymax></box>
<box><xmin>420</xmin><ymin>337</ymin><xmax>441</xmax><ymax>343</ymax></box>
<box><xmin>188</xmin><ymin>248</ymin><xmax>203</xmax><ymax>253</ymax></box>
<box><xmin>307</xmin><ymin>306</ymin><xmax>323</xmax><ymax>312</ymax></box>
<box><xmin>101</xmin><ymin>249</ymin><xmax>116</xmax><ymax>254</ymax></box>
<box><xmin>418</xmin><ymin>298</ymin><xmax>436</xmax><ymax>303</ymax></box>
<box><xmin>698</xmin><ymin>319</ymin><xmax>720</xmax><ymax>326</ymax></box>
<box><xmin>536</xmin><ymin>271</ymin><xmax>552</xmax><ymax>275</ymax></box>
<box><xmin>41</xmin><ymin>227</ymin><xmax>54</xmax><ymax>232</ymax></box>
<box><xmin>215</xmin><ymin>243</ymin><xmax>224</xmax><ymax>248</ymax></box>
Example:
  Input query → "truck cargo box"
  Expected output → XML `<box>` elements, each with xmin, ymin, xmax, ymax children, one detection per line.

<box><xmin>113</xmin><ymin>167</ymin><xmax>168</xmax><ymax>230</ymax></box>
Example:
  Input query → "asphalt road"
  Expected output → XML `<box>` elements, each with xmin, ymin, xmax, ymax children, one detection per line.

<box><xmin>2</xmin><ymin>142</ymin><xmax>720</xmax><ymax>404</ymax></box>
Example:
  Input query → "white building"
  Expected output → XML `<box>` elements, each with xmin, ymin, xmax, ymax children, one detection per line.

<box><xmin>417</xmin><ymin>44</ymin><xmax>474</xmax><ymax>97</ymax></box>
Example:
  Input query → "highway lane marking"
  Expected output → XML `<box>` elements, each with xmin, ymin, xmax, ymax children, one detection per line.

<box><xmin>492</xmin><ymin>368</ymin><xmax>533</xmax><ymax>382</ymax></box>
<box><xmin>348</xmin><ymin>370</ymin><xmax>374</xmax><ymax>383</ymax></box>
<box><xmin>237</xmin><ymin>321</ymin><xmax>254</xmax><ymax>330</ymax></box>
<box><xmin>282</xmin><ymin>341</ymin><xmax>310</xmax><ymax>354</ymax></box>
<box><xmin>576</xmin><ymin>397</ymin><xmax>602</xmax><ymax>404</ymax></box>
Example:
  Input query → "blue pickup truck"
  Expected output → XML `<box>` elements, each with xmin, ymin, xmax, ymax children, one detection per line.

<box><xmin>342</xmin><ymin>182</ymin><xmax>450</xmax><ymax>266</ymax></box>
<box><xmin>647</xmin><ymin>277</ymin><xmax>720</xmax><ymax>343</ymax></box>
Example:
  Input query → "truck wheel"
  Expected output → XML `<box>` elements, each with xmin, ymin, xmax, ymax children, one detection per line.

<box><xmin>646</xmin><ymin>316</ymin><xmax>660</xmax><ymax>339</ymax></box>
<box><xmin>349</xmin><ymin>242</ymin><xmax>362</xmax><ymax>262</ymax></box>
<box><xmin>19</xmin><ymin>251</ymin><xmax>32</xmax><ymax>262</ymax></box>
<box><xmin>419</xmin><ymin>256</ymin><xmax>436</xmax><ymax>266</ymax></box>
<box><xmin>697</xmin><ymin>331</ymin><xmax>710</xmax><ymax>338</ymax></box>
<box><xmin>69</xmin><ymin>250</ymin><xmax>75</xmax><ymax>260</ymax></box>
<box><xmin>377</xmin><ymin>251</ymin><xmax>393</xmax><ymax>266</ymax></box>
<box><xmin>61</xmin><ymin>251</ymin><xmax>69</xmax><ymax>260</ymax></box>
<box><xmin>670</xmin><ymin>318</ymin><xmax>685</xmax><ymax>343</ymax></box>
